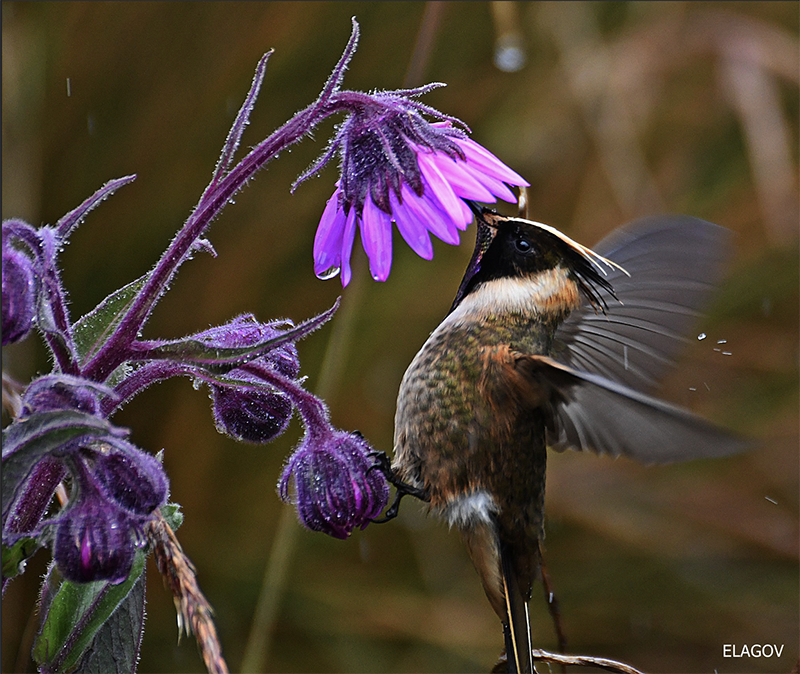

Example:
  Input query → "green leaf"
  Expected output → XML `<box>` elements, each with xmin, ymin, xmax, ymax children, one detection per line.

<box><xmin>33</xmin><ymin>549</ymin><xmax>146</xmax><ymax>673</ymax></box>
<box><xmin>73</xmin><ymin>274</ymin><xmax>148</xmax><ymax>364</ymax></box>
<box><xmin>160</xmin><ymin>502</ymin><xmax>184</xmax><ymax>532</ymax></box>
<box><xmin>76</xmin><ymin>569</ymin><xmax>146</xmax><ymax>674</ymax></box>
<box><xmin>2</xmin><ymin>536</ymin><xmax>41</xmax><ymax>579</ymax></box>
<box><xmin>2</xmin><ymin>410</ymin><xmax>122</xmax><ymax>520</ymax></box>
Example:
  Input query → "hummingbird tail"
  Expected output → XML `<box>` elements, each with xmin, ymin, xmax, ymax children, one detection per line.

<box><xmin>501</xmin><ymin>541</ymin><xmax>534</xmax><ymax>674</ymax></box>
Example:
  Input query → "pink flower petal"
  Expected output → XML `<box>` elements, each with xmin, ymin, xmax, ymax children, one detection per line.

<box><xmin>470</xmin><ymin>170</ymin><xmax>518</xmax><ymax>203</ymax></box>
<box><xmin>390</xmin><ymin>191</ymin><xmax>434</xmax><ymax>260</ymax></box>
<box><xmin>416</xmin><ymin>151</ymin><xmax>464</xmax><ymax>223</ymax></box>
<box><xmin>430</xmin><ymin>153</ymin><xmax>496</xmax><ymax>202</ymax></box>
<box><xmin>313</xmin><ymin>188</ymin><xmax>346</xmax><ymax>277</ymax></box>
<box><xmin>455</xmin><ymin>136</ymin><xmax>529</xmax><ymax>187</ymax></box>
<box><xmin>339</xmin><ymin>206</ymin><xmax>358</xmax><ymax>287</ymax></box>
<box><xmin>400</xmin><ymin>183</ymin><xmax>461</xmax><ymax>246</ymax></box>
<box><xmin>454</xmin><ymin>197</ymin><xmax>474</xmax><ymax>230</ymax></box>
<box><xmin>361</xmin><ymin>197</ymin><xmax>393</xmax><ymax>281</ymax></box>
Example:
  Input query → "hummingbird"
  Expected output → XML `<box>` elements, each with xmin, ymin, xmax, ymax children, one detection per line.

<box><xmin>388</xmin><ymin>207</ymin><xmax>748</xmax><ymax>673</ymax></box>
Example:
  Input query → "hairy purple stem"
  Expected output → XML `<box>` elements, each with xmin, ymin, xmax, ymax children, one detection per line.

<box><xmin>239</xmin><ymin>361</ymin><xmax>331</xmax><ymax>443</ymax></box>
<box><xmin>2</xmin><ymin>458</ymin><xmax>66</xmax><ymax>596</ymax></box>
<box><xmin>81</xmin><ymin>20</ymin><xmax>362</xmax><ymax>383</ymax></box>
<box><xmin>82</xmin><ymin>99</ymin><xmax>347</xmax><ymax>383</ymax></box>
<box><xmin>104</xmin><ymin>361</ymin><xmax>194</xmax><ymax>415</ymax></box>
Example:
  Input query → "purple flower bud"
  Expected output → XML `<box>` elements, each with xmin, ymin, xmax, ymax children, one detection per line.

<box><xmin>279</xmin><ymin>431</ymin><xmax>389</xmax><ymax>539</ymax></box>
<box><xmin>54</xmin><ymin>503</ymin><xmax>136</xmax><ymax>585</ymax></box>
<box><xmin>2</xmin><ymin>246</ymin><xmax>36</xmax><ymax>345</ymax></box>
<box><xmin>22</xmin><ymin>375</ymin><xmax>103</xmax><ymax>417</ymax></box>
<box><xmin>192</xmin><ymin>315</ymin><xmax>301</xmax><ymax>443</ymax></box>
<box><xmin>307</xmin><ymin>93</ymin><xmax>529</xmax><ymax>285</ymax></box>
<box><xmin>53</xmin><ymin>461</ymin><xmax>141</xmax><ymax>584</ymax></box>
<box><xmin>193</xmin><ymin>314</ymin><xmax>300</xmax><ymax>377</ymax></box>
<box><xmin>93</xmin><ymin>447</ymin><xmax>168</xmax><ymax>515</ymax></box>
<box><xmin>211</xmin><ymin>370</ymin><xmax>293</xmax><ymax>443</ymax></box>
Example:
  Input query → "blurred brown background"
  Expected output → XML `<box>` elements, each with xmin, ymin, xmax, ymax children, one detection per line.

<box><xmin>2</xmin><ymin>2</ymin><xmax>798</xmax><ymax>673</ymax></box>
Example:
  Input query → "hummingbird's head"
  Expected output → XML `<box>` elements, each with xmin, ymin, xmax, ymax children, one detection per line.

<box><xmin>449</xmin><ymin>207</ymin><xmax>625</xmax><ymax>317</ymax></box>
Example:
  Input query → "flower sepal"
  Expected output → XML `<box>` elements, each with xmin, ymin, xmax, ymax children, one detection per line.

<box><xmin>21</xmin><ymin>375</ymin><xmax>118</xmax><ymax>419</ymax></box>
<box><xmin>33</xmin><ymin>544</ymin><xmax>148</xmax><ymax>674</ymax></box>
<box><xmin>133</xmin><ymin>299</ymin><xmax>339</xmax><ymax>372</ymax></box>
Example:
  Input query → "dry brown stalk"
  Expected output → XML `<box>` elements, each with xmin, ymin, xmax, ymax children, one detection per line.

<box><xmin>147</xmin><ymin>511</ymin><xmax>229</xmax><ymax>674</ymax></box>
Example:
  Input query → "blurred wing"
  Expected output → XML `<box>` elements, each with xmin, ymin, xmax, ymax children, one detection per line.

<box><xmin>553</xmin><ymin>215</ymin><xmax>732</xmax><ymax>392</ymax></box>
<box><xmin>515</xmin><ymin>355</ymin><xmax>749</xmax><ymax>464</ymax></box>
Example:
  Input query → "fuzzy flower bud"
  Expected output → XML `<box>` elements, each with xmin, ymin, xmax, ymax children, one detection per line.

<box><xmin>53</xmin><ymin>459</ymin><xmax>142</xmax><ymax>584</ymax></box>
<box><xmin>21</xmin><ymin>375</ymin><xmax>103</xmax><ymax>418</ymax></box>
<box><xmin>194</xmin><ymin>315</ymin><xmax>300</xmax><ymax>443</ymax></box>
<box><xmin>212</xmin><ymin>369</ymin><xmax>294</xmax><ymax>443</ymax></box>
<box><xmin>2</xmin><ymin>245</ymin><xmax>36</xmax><ymax>345</ymax></box>
<box><xmin>279</xmin><ymin>431</ymin><xmax>389</xmax><ymax>539</ymax></box>
<box><xmin>93</xmin><ymin>447</ymin><xmax>168</xmax><ymax>516</ymax></box>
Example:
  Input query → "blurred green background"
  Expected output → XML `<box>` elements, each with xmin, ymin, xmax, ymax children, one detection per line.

<box><xmin>2</xmin><ymin>2</ymin><xmax>797</xmax><ymax>673</ymax></box>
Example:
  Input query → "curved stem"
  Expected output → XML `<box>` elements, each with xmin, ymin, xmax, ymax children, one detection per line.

<box><xmin>81</xmin><ymin>22</ymin><xmax>360</xmax><ymax>383</ymax></box>
<box><xmin>80</xmin><ymin>99</ymin><xmax>331</xmax><ymax>382</ymax></box>
<box><xmin>239</xmin><ymin>361</ymin><xmax>331</xmax><ymax>443</ymax></box>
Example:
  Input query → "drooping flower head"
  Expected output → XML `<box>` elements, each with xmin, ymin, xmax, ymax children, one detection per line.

<box><xmin>279</xmin><ymin>430</ymin><xmax>389</xmax><ymax>539</ymax></box>
<box><xmin>296</xmin><ymin>88</ymin><xmax>529</xmax><ymax>285</ymax></box>
<box><xmin>52</xmin><ymin>444</ymin><xmax>168</xmax><ymax>584</ymax></box>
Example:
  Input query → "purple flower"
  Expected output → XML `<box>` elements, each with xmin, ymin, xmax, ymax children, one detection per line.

<box><xmin>309</xmin><ymin>108</ymin><xmax>528</xmax><ymax>285</ymax></box>
<box><xmin>93</xmin><ymin>447</ymin><xmax>168</xmax><ymax>516</ymax></box>
<box><xmin>2</xmin><ymin>245</ymin><xmax>36</xmax><ymax>345</ymax></box>
<box><xmin>191</xmin><ymin>315</ymin><xmax>302</xmax><ymax>443</ymax></box>
<box><xmin>53</xmin><ymin>455</ymin><xmax>161</xmax><ymax>585</ymax></box>
<box><xmin>279</xmin><ymin>431</ymin><xmax>389</xmax><ymax>539</ymax></box>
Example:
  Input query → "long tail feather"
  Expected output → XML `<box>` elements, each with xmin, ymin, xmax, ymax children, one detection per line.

<box><xmin>501</xmin><ymin>542</ymin><xmax>533</xmax><ymax>674</ymax></box>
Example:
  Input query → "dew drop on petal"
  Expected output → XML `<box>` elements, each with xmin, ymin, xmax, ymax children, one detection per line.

<box><xmin>317</xmin><ymin>265</ymin><xmax>342</xmax><ymax>280</ymax></box>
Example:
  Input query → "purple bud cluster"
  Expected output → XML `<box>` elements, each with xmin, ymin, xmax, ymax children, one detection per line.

<box><xmin>193</xmin><ymin>315</ymin><xmax>301</xmax><ymax>443</ymax></box>
<box><xmin>54</xmin><ymin>446</ymin><xmax>167</xmax><ymax>584</ymax></box>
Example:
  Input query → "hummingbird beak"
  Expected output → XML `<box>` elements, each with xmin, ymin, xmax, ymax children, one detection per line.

<box><xmin>449</xmin><ymin>206</ymin><xmax>499</xmax><ymax>314</ymax></box>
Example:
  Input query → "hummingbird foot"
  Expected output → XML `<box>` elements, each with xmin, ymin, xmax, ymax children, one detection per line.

<box><xmin>367</xmin><ymin>451</ymin><xmax>429</xmax><ymax>523</ymax></box>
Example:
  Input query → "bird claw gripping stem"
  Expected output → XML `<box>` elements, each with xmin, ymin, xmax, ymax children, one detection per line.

<box><xmin>367</xmin><ymin>450</ymin><xmax>429</xmax><ymax>523</ymax></box>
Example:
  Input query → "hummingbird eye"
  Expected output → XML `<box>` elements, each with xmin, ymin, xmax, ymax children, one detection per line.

<box><xmin>514</xmin><ymin>236</ymin><xmax>533</xmax><ymax>254</ymax></box>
